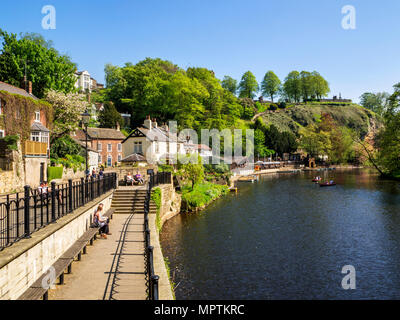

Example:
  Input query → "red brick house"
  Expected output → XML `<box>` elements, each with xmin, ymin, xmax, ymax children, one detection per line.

<box><xmin>73</xmin><ymin>127</ymin><xmax>125</xmax><ymax>167</ymax></box>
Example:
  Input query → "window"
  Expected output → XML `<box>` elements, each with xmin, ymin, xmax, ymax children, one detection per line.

<box><xmin>107</xmin><ymin>144</ymin><xmax>112</xmax><ymax>152</ymax></box>
<box><xmin>107</xmin><ymin>155</ymin><xmax>112</xmax><ymax>167</ymax></box>
<box><xmin>0</xmin><ymin>130</ymin><xmax>4</xmax><ymax>138</ymax></box>
<box><xmin>97</xmin><ymin>143</ymin><xmax>102</xmax><ymax>151</ymax></box>
<box><xmin>134</xmin><ymin>141</ymin><xmax>142</xmax><ymax>154</ymax></box>
<box><xmin>118</xmin><ymin>143</ymin><xmax>122</xmax><ymax>152</ymax></box>
<box><xmin>154</xmin><ymin>138</ymin><xmax>159</xmax><ymax>153</ymax></box>
<box><xmin>118</xmin><ymin>154</ymin><xmax>122</xmax><ymax>162</ymax></box>
<box><xmin>35</xmin><ymin>111</ymin><xmax>40</xmax><ymax>122</ymax></box>
<box><xmin>98</xmin><ymin>154</ymin><xmax>102</xmax><ymax>163</ymax></box>
<box><xmin>40</xmin><ymin>132</ymin><xmax>49</xmax><ymax>144</ymax></box>
<box><xmin>31</xmin><ymin>131</ymin><xmax>40</xmax><ymax>142</ymax></box>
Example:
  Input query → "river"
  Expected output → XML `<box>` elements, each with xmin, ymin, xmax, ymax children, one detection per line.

<box><xmin>160</xmin><ymin>169</ymin><xmax>400</xmax><ymax>299</ymax></box>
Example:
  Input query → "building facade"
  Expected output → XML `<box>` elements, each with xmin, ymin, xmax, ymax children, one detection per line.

<box><xmin>122</xmin><ymin>116</ymin><xmax>186</xmax><ymax>164</ymax></box>
<box><xmin>74</xmin><ymin>127</ymin><xmax>125</xmax><ymax>167</ymax></box>
<box><xmin>74</xmin><ymin>70</ymin><xmax>104</xmax><ymax>93</ymax></box>
<box><xmin>0</xmin><ymin>81</ymin><xmax>51</xmax><ymax>185</ymax></box>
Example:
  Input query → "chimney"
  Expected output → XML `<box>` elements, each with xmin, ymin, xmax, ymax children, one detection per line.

<box><xmin>152</xmin><ymin>118</ymin><xmax>158</xmax><ymax>129</ymax></box>
<box><xmin>163</xmin><ymin>122</ymin><xmax>169</xmax><ymax>131</ymax></box>
<box><xmin>28</xmin><ymin>81</ymin><xmax>32</xmax><ymax>95</ymax></box>
<box><xmin>144</xmin><ymin>115</ymin><xmax>152</xmax><ymax>130</ymax></box>
<box><xmin>116</xmin><ymin>122</ymin><xmax>120</xmax><ymax>131</ymax></box>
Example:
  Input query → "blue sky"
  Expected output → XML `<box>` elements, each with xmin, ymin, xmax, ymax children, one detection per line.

<box><xmin>1</xmin><ymin>0</ymin><xmax>399</xmax><ymax>102</ymax></box>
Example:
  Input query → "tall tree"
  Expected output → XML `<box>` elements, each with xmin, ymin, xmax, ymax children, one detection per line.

<box><xmin>311</xmin><ymin>71</ymin><xmax>330</xmax><ymax>99</ymax></box>
<box><xmin>45</xmin><ymin>90</ymin><xmax>88</xmax><ymax>142</ymax></box>
<box><xmin>283</xmin><ymin>71</ymin><xmax>301</xmax><ymax>103</ymax></box>
<box><xmin>360</xmin><ymin>92</ymin><xmax>390</xmax><ymax>116</ymax></box>
<box><xmin>0</xmin><ymin>30</ymin><xmax>77</xmax><ymax>98</ymax></box>
<box><xmin>238</xmin><ymin>71</ymin><xmax>259</xmax><ymax>99</ymax></box>
<box><xmin>261</xmin><ymin>71</ymin><xmax>281</xmax><ymax>102</ymax></box>
<box><xmin>221</xmin><ymin>75</ymin><xmax>238</xmax><ymax>95</ymax></box>
<box><xmin>98</xmin><ymin>101</ymin><xmax>124</xmax><ymax>129</ymax></box>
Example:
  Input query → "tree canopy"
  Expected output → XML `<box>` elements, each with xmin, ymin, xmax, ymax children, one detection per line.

<box><xmin>238</xmin><ymin>71</ymin><xmax>259</xmax><ymax>99</ymax></box>
<box><xmin>221</xmin><ymin>75</ymin><xmax>238</xmax><ymax>95</ymax></box>
<box><xmin>98</xmin><ymin>101</ymin><xmax>123</xmax><ymax>129</ymax></box>
<box><xmin>261</xmin><ymin>71</ymin><xmax>281</xmax><ymax>102</ymax></box>
<box><xmin>0</xmin><ymin>30</ymin><xmax>77</xmax><ymax>98</ymax></box>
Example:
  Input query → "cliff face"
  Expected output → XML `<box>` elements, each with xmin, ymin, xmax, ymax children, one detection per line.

<box><xmin>257</xmin><ymin>104</ymin><xmax>380</xmax><ymax>138</ymax></box>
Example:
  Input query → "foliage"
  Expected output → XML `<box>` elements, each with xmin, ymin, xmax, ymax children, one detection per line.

<box><xmin>158</xmin><ymin>164</ymin><xmax>174</xmax><ymax>172</ymax></box>
<box><xmin>0</xmin><ymin>91</ymin><xmax>53</xmax><ymax>147</ymax></box>
<box><xmin>0</xmin><ymin>134</ymin><xmax>19</xmax><ymax>151</ymax></box>
<box><xmin>45</xmin><ymin>90</ymin><xmax>88</xmax><ymax>140</ymax></box>
<box><xmin>221</xmin><ymin>75</ymin><xmax>237</xmax><ymax>95</ymax></box>
<box><xmin>181</xmin><ymin>182</ymin><xmax>229</xmax><ymax>211</ymax></box>
<box><xmin>104</xmin><ymin>58</ymin><xmax>241</xmax><ymax>131</ymax></box>
<box><xmin>261</xmin><ymin>71</ymin><xmax>281</xmax><ymax>102</ymax></box>
<box><xmin>0</xmin><ymin>30</ymin><xmax>76</xmax><ymax>98</ymax></box>
<box><xmin>238</xmin><ymin>71</ymin><xmax>259</xmax><ymax>99</ymax></box>
<box><xmin>98</xmin><ymin>101</ymin><xmax>123</xmax><ymax>128</ymax></box>
<box><xmin>177</xmin><ymin>154</ymin><xmax>205</xmax><ymax>190</ymax></box>
<box><xmin>47</xmin><ymin>166</ymin><xmax>63</xmax><ymax>181</ymax></box>
<box><xmin>51</xmin><ymin>154</ymin><xmax>85</xmax><ymax>173</ymax></box>
<box><xmin>151</xmin><ymin>187</ymin><xmax>162</xmax><ymax>231</ymax></box>
<box><xmin>238</xmin><ymin>98</ymin><xmax>256</xmax><ymax>120</ymax></box>
<box><xmin>359</xmin><ymin>92</ymin><xmax>390</xmax><ymax>116</ymax></box>
<box><xmin>50</xmin><ymin>134</ymin><xmax>83</xmax><ymax>159</ymax></box>
<box><xmin>282</xmin><ymin>70</ymin><xmax>329</xmax><ymax>102</ymax></box>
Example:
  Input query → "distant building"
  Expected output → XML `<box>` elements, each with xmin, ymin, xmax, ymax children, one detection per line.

<box><xmin>74</xmin><ymin>70</ymin><xmax>104</xmax><ymax>93</ymax></box>
<box><xmin>317</xmin><ymin>94</ymin><xmax>352</xmax><ymax>103</ymax></box>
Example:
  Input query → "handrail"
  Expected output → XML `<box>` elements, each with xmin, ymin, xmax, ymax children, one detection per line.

<box><xmin>144</xmin><ymin>171</ymin><xmax>171</xmax><ymax>300</ymax></box>
<box><xmin>0</xmin><ymin>173</ymin><xmax>118</xmax><ymax>250</ymax></box>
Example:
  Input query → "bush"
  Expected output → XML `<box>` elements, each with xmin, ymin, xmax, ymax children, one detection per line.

<box><xmin>0</xmin><ymin>134</ymin><xmax>19</xmax><ymax>151</ymax></box>
<box><xmin>158</xmin><ymin>164</ymin><xmax>174</xmax><ymax>172</ymax></box>
<box><xmin>151</xmin><ymin>187</ymin><xmax>162</xmax><ymax>231</ymax></box>
<box><xmin>47</xmin><ymin>166</ymin><xmax>63</xmax><ymax>181</ymax></box>
<box><xmin>269</xmin><ymin>104</ymin><xmax>278</xmax><ymax>111</ymax></box>
<box><xmin>181</xmin><ymin>182</ymin><xmax>229</xmax><ymax>211</ymax></box>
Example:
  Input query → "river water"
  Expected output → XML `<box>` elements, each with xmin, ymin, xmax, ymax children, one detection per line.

<box><xmin>160</xmin><ymin>169</ymin><xmax>400</xmax><ymax>299</ymax></box>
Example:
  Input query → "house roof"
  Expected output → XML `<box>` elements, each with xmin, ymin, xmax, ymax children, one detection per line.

<box><xmin>184</xmin><ymin>143</ymin><xmax>212</xmax><ymax>151</ymax></box>
<box><xmin>85</xmin><ymin>127</ymin><xmax>126</xmax><ymax>140</ymax></box>
<box><xmin>121</xmin><ymin>153</ymin><xmax>146</xmax><ymax>162</ymax></box>
<box><xmin>123</xmin><ymin>126</ymin><xmax>186</xmax><ymax>143</ymax></box>
<box><xmin>0</xmin><ymin>81</ymin><xmax>38</xmax><ymax>100</ymax></box>
<box><xmin>71</xmin><ymin>137</ymin><xmax>98</xmax><ymax>153</ymax></box>
<box><xmin>31</xmin><ymin>122</ymin><xmax>50</xmax><ymax>132</ymax></box>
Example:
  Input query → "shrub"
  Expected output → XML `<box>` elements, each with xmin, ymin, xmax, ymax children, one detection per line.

<box><xmin>0</xmin><ymin>134</ymin><xmax>19</xmax><ymax>151</ymax></box>
<box><xmin>151</xmin><ymin>187</ymin><xmax>162</xmax><ymax>231</ymax></box>
<box><xmin>47</xmin><ymin>166</ymin><xmax>63</xmax><ymax>181</ymax></box>
<box><xmin>181</xmin><ymin>182</ymin><xmax>229</xmax><ymax>211</ymax></box>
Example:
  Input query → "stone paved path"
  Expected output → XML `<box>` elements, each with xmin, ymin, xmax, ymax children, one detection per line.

<box><xmin>49</xmin><ymin>213</ymin><xmax>147</xmax><ymax>300</ymax></box>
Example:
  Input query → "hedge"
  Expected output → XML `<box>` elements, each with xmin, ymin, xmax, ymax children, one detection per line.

<box><xmin>47</xmin><ymin>166</ymin><xmax>63</xmax><ymax>182</ymax></box>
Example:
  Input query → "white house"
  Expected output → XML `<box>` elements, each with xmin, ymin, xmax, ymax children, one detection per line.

<box><xmin>183</xmin><ymin>142</ymin><xmax>213</xmax><ymax>160</ymax></box>
<box><xmin>74</xmin><ymin>71</ymin><xmax>104</xmax><ymax>93</ymax></box>
<box><xmin>122</xmin><ymin>116</ymin><xmax>186</xmax><ymax>164</ymax></box>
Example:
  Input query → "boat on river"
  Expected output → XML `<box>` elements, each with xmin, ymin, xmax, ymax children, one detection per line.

<box><xmin>319</xmin><ymin>181</ymin><xmax>336</xmax><ymax>187</ymax></box>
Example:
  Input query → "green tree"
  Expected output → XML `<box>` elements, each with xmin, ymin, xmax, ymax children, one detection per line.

<box><xmin>45</xmin><ymin>90</ymin><xmax>88</xmax><ymax>141</ymax></box>
<box><xmin>221</xmin><ymin>75</ymin><xmax>238</xmax><ymax>95</ymax></box>
<box><xmin>0</xmin><ymin>29</ymin><xmax>77</xmax><ymax>98</ymax></box>
<box><xmin>50</xmin><ymin>135</ymin><xmax>83</xmax><ymax>159</ymax></box>
<box><xmin>261</xmin><ymin>71</ymin><xmax>281</xmax><ymax>102</ymax></box>
<box><xmin>238</xmin><ymin>71</ymin><xmax>259</xmax><ymax>99</ymax></box>
<box><xmin>283</xmin><ymin>71</ymin><xmax>301</xmax><ymax>103</ymax></box>
<box><xmin>98</xmin><ymin>101</ymin><xmax>124</xmax><ymax>128</ymax></box>
<box><xmin>360</xmin><ymin>92</ymin><xmax>390</xmax><ymax>116</ymax></box>
<box><xmin>311</xmin><ymin>71</ymin><xmax>330</xmax><ymax>99</ymax></box>
<box><xmin>177</xmin><ymin>155</ymin><xmax>205</xmax><ymax>190</ymax></box>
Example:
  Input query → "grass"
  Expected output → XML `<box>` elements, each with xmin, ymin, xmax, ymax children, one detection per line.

<box><xmin>163</xmin><ymin>256</ymin><xmax>176</xmax><ymax>300</ymax></box>
<box><xmin>151</xmin><ymin>187</ymin><xmax>162</xmax><ymax>232</ymax></box>
<box><xmin>181</xmin><ymin>182</ymin><xmax>229</xmax><ymax>212</ymax></box>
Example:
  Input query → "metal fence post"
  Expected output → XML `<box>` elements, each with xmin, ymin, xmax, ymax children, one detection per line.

<box><xmin>68</xmin><ymin>179</ymin><xmax>73</xmax><ymax>212</ymax></box>
<box><xmin>90</xmin><ymin>176</ymin><xmax>94</xmax><ymax>200</ymax></box>
<box><xmin>24</xmin><ymin>185</ymin><xmax>31</xmax><ymax>237</ymax></box>
<box><xmin>51</xmin><ymin>181</ymin><xmax>56</xmax><ymax>222</ymax></box>
<box><xmin>80</xmin><ymin>177</ymin><xmax>85</xmax><ymax>206</ymax></box>
<box><xmin>151</xmin><ymin>275</ymin><xmax>160</xmax><ymax>300</ymax></box>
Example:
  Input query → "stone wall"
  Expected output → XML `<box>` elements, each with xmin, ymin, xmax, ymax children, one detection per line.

<box><xmin>0</xmin><ymin>146</ymin><xmax>25</xmax><ymax>194</ymax></box>
<box><xmin>0</xmin><ymin>191</ymin><xmax>113</xmax><ymax>300</ymax></box>
<box><xmin>24</xmin><ymin>157</ymin><xmax>49</xmax><ymax>187</ymax></box>
<box><xmin>106</xmin><ymin>165</ymin><xmax>157</xmax><ymax>183</ymax></box>
<box><xmin>156</xmin><ymin>184</ymin><xmax>181</xmax><ymax>227</ymax></box>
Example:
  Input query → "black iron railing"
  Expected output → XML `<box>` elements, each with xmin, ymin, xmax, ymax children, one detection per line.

<box><xmin>0</xmin><ymin>173</ymin><xmax>117</xmax><ymax>250</ymax></box>
<box><xmin>144</xmin><ymin>171</ymin><xmax>171</xmax><ymax>300</ymax></box>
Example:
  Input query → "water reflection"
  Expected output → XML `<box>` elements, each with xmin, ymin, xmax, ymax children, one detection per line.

<box><xmin>160</xmin><ymin>170</ymin><xmax>400</xmax><ymax>299</ymax></box>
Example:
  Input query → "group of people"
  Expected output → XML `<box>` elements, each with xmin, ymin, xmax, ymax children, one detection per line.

<box><xmin>37</xmin><ymin>181</ymin><xmax>63</xmax><ymax>202</ymax></box>
<box><xmin>126</xmin><ymin>172</ymin><xmax>144</xmax><ymax>185</ymax></box>
<box><xmin>86</xmin><ymin>168</ymin><xmax>105</xmax><ymax>179</ymax></box>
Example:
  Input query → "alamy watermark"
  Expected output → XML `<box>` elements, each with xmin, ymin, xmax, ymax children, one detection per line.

<box><xmin>42</xmin><ymin>5</ymin><xmax>56</xmax><ymax>30</ymax></box>
<box><xmin>341</xmin><ymin>265</ymin><xmax>356</xmax><ymax>290</ymax></box>
<box><xmin>342</xmin><ymin>5</ymin><xmax>356</xmax><ymax>30</ymax></box>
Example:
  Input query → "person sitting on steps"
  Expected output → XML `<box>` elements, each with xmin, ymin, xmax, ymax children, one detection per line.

<box><xmin>94</xmin><ymin>203</ymin><xmax>111</xmax><ymax>239</ymax></box>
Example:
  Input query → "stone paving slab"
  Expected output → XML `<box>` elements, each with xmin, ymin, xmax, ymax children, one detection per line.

<box><xmin>48</xmin><ymin>214</ymin><xmax>146</xmax><ymax>300</ymax></box>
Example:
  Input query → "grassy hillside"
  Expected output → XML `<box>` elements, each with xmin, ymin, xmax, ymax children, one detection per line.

<box><xmin>257</xmin><ymin>103</ymin><xmax>379</xmax><ymax>137</ymax></box>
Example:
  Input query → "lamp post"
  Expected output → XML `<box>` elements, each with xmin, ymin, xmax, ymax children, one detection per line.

<box><xmin>81</xmin><ymin>110</ymin><xmax>91</xmax><ymax>177</ymax></box>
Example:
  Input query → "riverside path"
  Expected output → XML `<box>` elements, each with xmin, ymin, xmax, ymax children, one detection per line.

<box><xmin>49</xmin><ymin>186</ymin><xmax>157</xmax><ymax>300</ymax></box>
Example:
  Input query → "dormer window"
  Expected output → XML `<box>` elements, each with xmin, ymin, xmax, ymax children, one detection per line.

<box><xmin>35</xmin><ymin>111</ymin><xmax>40</xmax><ymax>122</ymax></box>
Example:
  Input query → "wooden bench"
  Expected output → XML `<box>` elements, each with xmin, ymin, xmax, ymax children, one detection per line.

<box><xmin>18</xmin><ymin>208</ymin><xmax>115</xmax><ymax>300</ymax></box>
